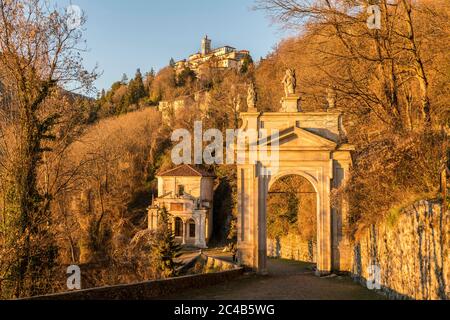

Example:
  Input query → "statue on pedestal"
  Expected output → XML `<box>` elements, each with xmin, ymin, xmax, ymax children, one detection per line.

<box><xmin>280</xmin><ymin>69</ymin><xmax>301</xmax><ymax>112</ymax></box>
<box><xmin>326</xmin><ymin>86</ymin><xmax>337</xmax><ymax>111</ymax></box>
<box><xmin>247</xmin><ymin>82</ymin><xmax>258</xmax><ymax>112</ymax></box>
<box><xmin>282</xmin><ymin>69</ymin><xmax>296</xmax><ymax>97</ymax></box>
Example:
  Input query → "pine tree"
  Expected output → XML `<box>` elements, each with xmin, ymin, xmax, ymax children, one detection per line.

<box><xmin>150</xmin><ymin>207</ymin><xmax>182</xmax><ymax>279</ymax></box>
<box><xmin>125</xmin><ymin>68</ymin><xmax>147</xmax><ymax>107</ymax></box>
<box><xmin>169</xmin><ymin>58</ymin><xmax>176</xmax><ymax>68</ymax></box>
<box><xmin>133</xmin><ymin>68</ymin><xmax>146</xmax><ymax>101</ymax></box>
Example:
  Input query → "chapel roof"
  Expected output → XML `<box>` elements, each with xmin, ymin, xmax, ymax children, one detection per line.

<box><xmin>157</xmin><ymin>164</ymin><xmax>215</xmax><ymax>178</ymax></box>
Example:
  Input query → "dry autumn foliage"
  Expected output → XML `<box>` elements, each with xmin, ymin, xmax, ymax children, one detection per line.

<box><xmin>256</xmin><ymin>0</ymin><xmax>449</xmax><ymax>239</ymax></box>
<box><xmin>267</xmin><ymin>175</ymin><xmax>317</xmax><ymax>242</ymax></box>
<box><xmin>53</xmin><ymin>108</ymin><xmax>167</xmax><ymax>286</ymax></box>
<box><xmin>0</xmin><ymin>0</ymin><xmax>448</xmax><ymax>299</ymax></box>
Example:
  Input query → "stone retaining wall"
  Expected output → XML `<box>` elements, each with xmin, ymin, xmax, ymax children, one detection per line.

<box><xmin>352</xmin><ymin>200</ymin><xmax>449</xmax><ymax>300</ymax></box>
<box><xmin>267</xmin><ymin>234</ymin><xmax>317</xmax><ymax>263</ymax></box>
<box><xmin>28</xmin><ymin>255</ymin><xmax>242</xmax><ymax>300</ymax></box>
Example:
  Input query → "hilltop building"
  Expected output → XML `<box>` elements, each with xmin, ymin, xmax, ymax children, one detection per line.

<box><xmin>174</xmin><ymin>36</ymin><xmax>251</xmax><ymax>75</ymax></box>
<box><xmin>148</xmin><ymin>165</ymin><xmax>215</xmax><ymax>248</ymax></box>
<box><xmin>158</xmin><ymin>90</ymin><xmax>211</xmax><ymax>125</ymax></box>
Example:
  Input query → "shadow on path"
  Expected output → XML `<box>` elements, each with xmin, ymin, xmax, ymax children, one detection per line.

<box><xmin>161</xmin><ymin>258</ymin><xmax>386</xmax><ymax>300</ymax></box>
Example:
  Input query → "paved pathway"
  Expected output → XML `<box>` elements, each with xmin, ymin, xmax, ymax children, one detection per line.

<box><xmin>163</xmin><ymin>258</ymin><xmax>385</xmax><ymax>300</ymax></box>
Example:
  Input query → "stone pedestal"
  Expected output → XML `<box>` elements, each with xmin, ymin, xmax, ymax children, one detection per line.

<box><xmin>280</xmin><ymin>94</ymin><xmax>301</xmax><ymax>112</ymax></box>
<box><xmin>194</xmin><ymin>210</ymin><xmax>208</xmax><ymax>248</ymax></box>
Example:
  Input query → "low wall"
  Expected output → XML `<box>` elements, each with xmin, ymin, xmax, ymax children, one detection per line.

<box><xmin>267</xmin><ymin>234</ymin><xmax>316</xmax><ymax>263</ymax></box>
<box><xmin>352</xmin><ymin>200</ymin><xmax>449</xmax><ymax>300</ymax></box>
<box><xmin>28</xmin><ymin>255</ymin><xmax>243</xmax><ymax>300</ymax></box>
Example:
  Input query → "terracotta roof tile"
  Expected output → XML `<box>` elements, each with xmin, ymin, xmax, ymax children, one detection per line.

<box><xmin>157</xmin><ymin>164</ymin><xmax>215</xmax><ymax>178</ymax></box>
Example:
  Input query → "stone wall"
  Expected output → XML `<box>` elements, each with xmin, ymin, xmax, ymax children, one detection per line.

<box><xmin>267</xmin><ymin>234</ymin><xmax>317</xmax><ymax>263</ymax></box>
<box><xmin>28</xmin><ymin>255</ymin><xmax>242</xmax><ymax>300</ymax></box>
<box><xmin>352</xmin><ymin>200</ymin><xmax>449</xmax><ymax>300</ymax></box>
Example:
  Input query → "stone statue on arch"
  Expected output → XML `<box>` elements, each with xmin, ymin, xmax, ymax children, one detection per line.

<box><xmin>280</xmin><ymin>68</ymin><xmax>301</xmax><ymax>112</ymax></box>
<box><xmin>282</xmin><ymin>68</ymin><xmax>297</xmax><ymax>97</ymax></box>
<box><xmin>247</xmin><ymin>81</ymin><xmax>258</xmax><ymax>112</ymax></box>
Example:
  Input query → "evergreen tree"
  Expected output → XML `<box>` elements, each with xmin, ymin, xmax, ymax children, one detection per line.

<box><xmin>125</xmin><ymin>68</ymin><xmax>147</xmax><ymax>106</ymax></box>
<box><xmin>169</xmin><ymin>58</ymin><xmax>176</xmax><ymax>68</ymax></box>
<box><xmin>240</xmin><ymin>55</ymin><xmax>253</xmax><ymax>74</ymax></box>
<box><xmin>150</xmin><ymin>207</ymin><xmax>182</xmax><ymax>279</ymax></box>
<box><xmin>133</xmin><ymin>68</ymin><xmax>146</xmax><ymax>100</ymax></box>
<box><xmin>176</xmin><ymin>67</ymin><xmax>196</xmax><ymax>87</ymax></box>
<box><xmin>145</xmin><ymin>69</ymin><xmax>156</xmax><ymax>97</ymax></box>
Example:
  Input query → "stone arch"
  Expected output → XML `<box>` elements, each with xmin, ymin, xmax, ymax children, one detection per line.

<box><xmin>236</xmin><ymin>109</ymin><xmax>354</xmax><ymax>275</ymax></box>
<box><xmin>268</xmin><ymin>170</ymin><xmax>319</xmax><ymax>196</ymax></box>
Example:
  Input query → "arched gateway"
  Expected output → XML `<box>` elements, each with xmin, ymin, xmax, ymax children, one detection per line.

<box><xmin>237</xmin><ymin>76</ymin><xmax>354</xmax><ymax>275</ymax></box>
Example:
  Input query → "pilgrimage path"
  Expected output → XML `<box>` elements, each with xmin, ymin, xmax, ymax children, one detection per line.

<box><xmin>163</xmin><ymin>257</ymin><xmax>385</xmax><ymax>300</ymax></box>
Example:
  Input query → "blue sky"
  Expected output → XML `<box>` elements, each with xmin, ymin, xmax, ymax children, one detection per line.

<box><xmin>57</xmin><ymin>0</ymin><xmax>287</xmax><ymax>93</ymax></box>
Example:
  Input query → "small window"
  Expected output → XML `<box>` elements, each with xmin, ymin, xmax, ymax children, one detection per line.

<box><xmin>175</xmin><ymin>218</ymin><xmax>183</xmax><ymax>237</ymax></box>
<box><xmin>177</xmin><ymin>185</ymin><xmax>185</xmax><ymax>196</ymax></box>
<box><xmin>189</xmin><ymin>221</ymin><xmax>196</xmax><ymax>238</ymax></box>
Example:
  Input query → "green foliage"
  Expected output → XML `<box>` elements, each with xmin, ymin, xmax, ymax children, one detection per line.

<box><xmin>150</xmin><ymin>207</ymin><xmax>182</xmax><ymax>279</ymax></box>
<box><xmin>240</xmin><ymin>55</ymin><xmax>253</xmax><ymax>74</ymax></box>
<box><xmin>126</xmin><ymin>69</ymin><xmax>147</xmax><ymax>106</ymax></box>
<box><xmin>97</xmin><ymin>68</ymin><xmax>152</xmax><ymax>117</ymax></box>
<box><xmin>176</xmin><ymin>67</ymin><xmax>196</xmax><ymax>87</ymax></box>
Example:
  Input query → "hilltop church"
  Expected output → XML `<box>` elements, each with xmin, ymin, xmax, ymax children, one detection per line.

<box><xmin>174</xmin><ymin>35</ymin><xmax>251</xmax><ymax>75</ymax></box>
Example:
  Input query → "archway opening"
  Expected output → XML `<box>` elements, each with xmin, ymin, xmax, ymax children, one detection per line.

<box><xmin>266</xmin><ymin>174</ymin><xmax>318</xmax><ymax>266</ymax></box>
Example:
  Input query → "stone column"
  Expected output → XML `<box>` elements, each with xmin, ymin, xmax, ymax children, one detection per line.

<box><xmin>238</xmin><ymin>163</ymin><xmax>267</xmax><ymax>273</ymax></box>
<box><xmin>182</xmin><ymin>221</ymin><xmax>186</xmax><ymax>245</ymax></box>
<box><xmin>256</xmin><ymin>166</ymin><xmax>268</xmax><ymax>274</ymax></box>
<box><xmin>316</xmin><ymin>168</ymin><xmax>333</xmax><ymax>275</ymax></box>
<box><xmin>331</xmin><ymin>145</ymin><xmax>355</xmax><ymax>272</ymax></box>
<box><xmin>237</xmin><ymin>111</ymin><xmax>261</xmax><ymax>270</ymax></box>
<box><xmin>195</xmin><ymin>212</ymin><xmax>207</xmax><ymax>248</ymax></box>
<box><xmin>148</xmin><ymin>208</ymin><xmax>158</xmax><ymax>231</ymax></box>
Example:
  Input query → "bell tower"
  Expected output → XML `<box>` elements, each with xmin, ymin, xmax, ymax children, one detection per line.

<box><xmin>201</xmin><ymin>35</ymin><xmax>212</xmax><ymax>55</ymax></box>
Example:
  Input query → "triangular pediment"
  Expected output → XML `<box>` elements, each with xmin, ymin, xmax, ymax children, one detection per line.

<box><xmin>260</xmin><ymin>126</ymin><xmax>337</xmax><ymax>150</ymax></box>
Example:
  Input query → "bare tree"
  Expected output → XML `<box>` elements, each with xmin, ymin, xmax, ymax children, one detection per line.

<box><xmin>255</xmin><ymin>0</ymin><xmax>448</xmax><ymax>129</ymax></box>
<box><xmin>255</xmin><ymin>0</ymin><xmax>449</xmax><ymax>237</ymax></box>
<box><xmin>0</xmin><ymin>0</ymin><xmax>96</xmax><ymax>298</ymax></box>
